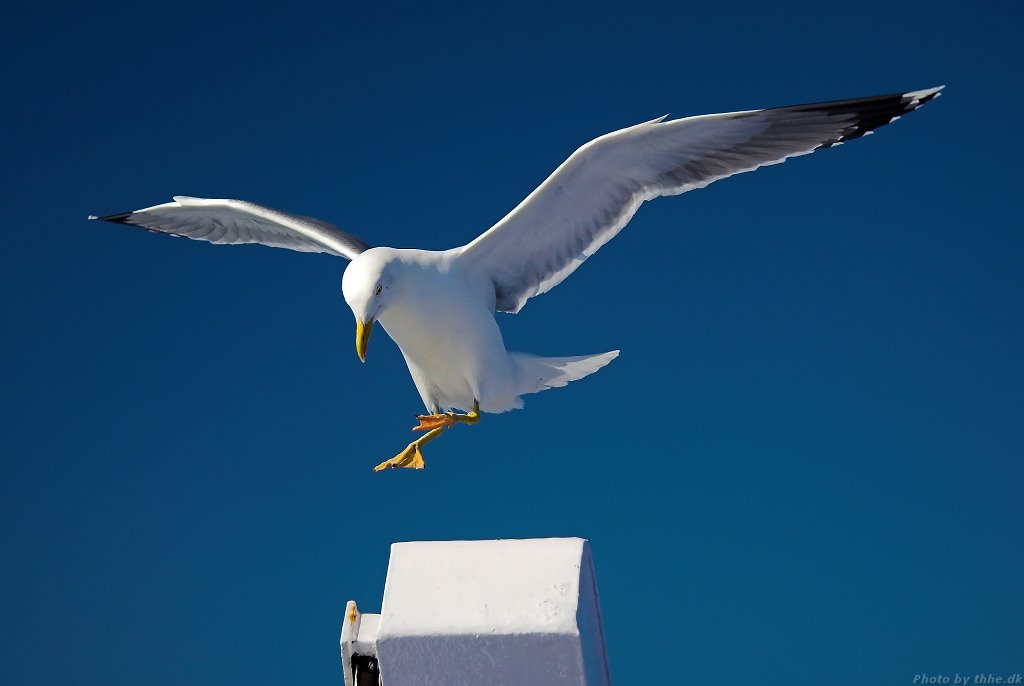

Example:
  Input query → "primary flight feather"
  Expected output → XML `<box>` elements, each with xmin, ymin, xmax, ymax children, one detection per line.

<box><xmin>91</xmin><ymin>86</ymin><xmax>943</xmax><ymax>470</ymax></box>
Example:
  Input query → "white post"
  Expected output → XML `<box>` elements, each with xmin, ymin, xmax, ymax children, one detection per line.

<box><xmin>340</xmin><ymin>538</ymin><xmax>611</xmax><ymax>686</ymax></box>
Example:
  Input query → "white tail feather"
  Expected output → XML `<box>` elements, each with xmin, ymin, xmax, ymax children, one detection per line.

<box><xmin>511</xmin><ymin>350</ymin><xmax>620</xmax><ymax>396</ymax></box>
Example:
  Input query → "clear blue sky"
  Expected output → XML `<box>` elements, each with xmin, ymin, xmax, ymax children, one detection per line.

<box><xmin>2</xmin><ymin>1</ymin><xmax>1021</xmax><ymax>684</ymax></box>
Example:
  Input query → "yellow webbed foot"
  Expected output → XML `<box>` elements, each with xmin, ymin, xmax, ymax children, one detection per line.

<box><xmin>412</xmin><ymin>402</ymin><xmax>481</xmax><ymax>432</ymax></box>
<box><xmin>373</xmin><ymin>441</ymin><xmax>426</xmax><ymax>471</ymax></box>
<box><xmin>373</xmin><ymin>426</ymin><xmax>447</xmax><ymax>472</ymax></box>
<box><xmin>413</xmin><ymin>413</ymin><xmax>455</xmax><ymax>432</ymax></box>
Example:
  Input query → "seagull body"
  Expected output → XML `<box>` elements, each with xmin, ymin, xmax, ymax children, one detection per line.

<box><xmin>91</xmin><ymin>87</ymin><xmax>943</xmax><ymax>470</ymax></box>
<box><xmin>342</xmin><ymin>246</ymin><xmax>618</xmax><ymax>415</ymax></box>
<box><xmin>346</xmin><ymin>247</ymin><xmax>527</xmax><ymax>415</ymax></box>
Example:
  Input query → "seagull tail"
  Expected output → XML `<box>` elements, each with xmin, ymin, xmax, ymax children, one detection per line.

<box><xmin>510</xmin><ymin>350</ymin><xmax>620</xmax><ymax>397</ymax></box>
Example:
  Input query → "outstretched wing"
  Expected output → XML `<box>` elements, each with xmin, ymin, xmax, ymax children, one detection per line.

<box><xmin>457</xmin><ymin>86</ymin><xmax>943</xmax><ymax>313</ymax></box>
<box><xmin>89</xmin><ymin>196</ymin><xmax>371</xmax><ymax>260</ymax></box>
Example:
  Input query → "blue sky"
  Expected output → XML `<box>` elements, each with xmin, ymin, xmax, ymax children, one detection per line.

<box><xmin>2</xmin><ymin>1</ymin><xmax>1022</xmax><ymax>684</ymax></box>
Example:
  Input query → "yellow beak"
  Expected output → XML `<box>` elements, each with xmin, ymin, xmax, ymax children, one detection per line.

<box><xmin>356</xmin><ymin>319</ymin><xmax>374</xmax><ymax>363</ymax></box>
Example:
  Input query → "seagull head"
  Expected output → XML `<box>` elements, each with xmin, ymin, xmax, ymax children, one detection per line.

<box><xmin>342</xmin><ymin>248</ymin><xmax>397</xmax><ymax>363</ymax></box>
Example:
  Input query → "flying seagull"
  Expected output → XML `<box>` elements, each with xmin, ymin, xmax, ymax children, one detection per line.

<box><xmin>91</xmin><ymin>86</ymin><xmax>943</xmax><ymax>471</ymax></box>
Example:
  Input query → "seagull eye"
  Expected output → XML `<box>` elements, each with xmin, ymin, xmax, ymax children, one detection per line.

<box><xmin>375</xmin><ymin>284</ymin><xmax>383</xmax><ymax>296</ymax></box>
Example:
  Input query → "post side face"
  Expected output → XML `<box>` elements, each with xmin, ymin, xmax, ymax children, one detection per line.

<box><xmin>376</xmin><ymin>634</ymin><xmax>587</xmax><ymax>686</ymax></box>
<box><xmin>577</xmin><ymin>542</ymin><xmax>612</xmax><ymax>686</ymax></box>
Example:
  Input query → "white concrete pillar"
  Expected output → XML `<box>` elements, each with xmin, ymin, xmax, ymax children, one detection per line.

<box><xmin>341</xmin><ymin>538</ymin><xmax>611</xmax><ymax>686</ymax></box>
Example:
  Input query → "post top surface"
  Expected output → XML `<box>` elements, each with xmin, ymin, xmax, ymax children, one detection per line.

<box><xmin>379</xmin><ymin>538</ymin><xmax>591</xmax><ymax>637</ymax></box>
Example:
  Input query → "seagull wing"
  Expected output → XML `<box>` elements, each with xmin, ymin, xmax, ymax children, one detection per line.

<box><xmin>89</xmin><ymin>196</ymin><xmax>371</xmax><ymax>260</ymax></box>
<box><xmin>457</xmin><ymin>86</ymin><xmax>943</xmax><ymax>313</ymax></box>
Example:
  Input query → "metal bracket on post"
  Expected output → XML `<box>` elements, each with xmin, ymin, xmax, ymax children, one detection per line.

<box><xmin>340</xmin><ymin>601</ymin><xmax>381</xmax><ymax>686</ymax></box>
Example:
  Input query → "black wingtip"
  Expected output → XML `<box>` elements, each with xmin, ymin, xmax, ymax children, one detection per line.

<box><xmin>912</xmin><ymin>85</ymin><xmax>945</xmax><ymax>107</ymax></box>
<box><xmin>770</xmin><ymin>85</ymin><xmax>944</xmax><ymax>150</ymax></box>
<box><xmin>89</xmin><ymin>211</ymin><xmax>134</xmax><ymax>224</ymax></box>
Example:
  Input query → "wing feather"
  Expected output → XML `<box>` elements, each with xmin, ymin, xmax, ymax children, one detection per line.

<box><xmin>458</xmin><ymin>87</ymin><xmax>943</xmax><ymax>313</ymax></box>
<box><xmin>89</xmin><ymin>196</ymin><xmax>371</xmax><ymax>260</ymax></box>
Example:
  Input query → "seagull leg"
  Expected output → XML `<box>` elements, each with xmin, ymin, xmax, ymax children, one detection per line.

<box><xmin>373</xmin><ymin>426</ymin><xmax>445</xmax><ymax>472</ymax></box>
<box><xmin>413</xmin><ymin>400</ymin><xmax>481</xmax><ymax>432</ymax></box>
<box><xmin>373</xmin><ymin>401</ymin><xmax>482</xmax><ymax>472</ymax></box>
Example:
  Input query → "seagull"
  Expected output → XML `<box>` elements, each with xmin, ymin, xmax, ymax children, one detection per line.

<box><xmin>91</xmin><ymin>86</ymin><xmax>943</xmax><ymax>471</ymax></box>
